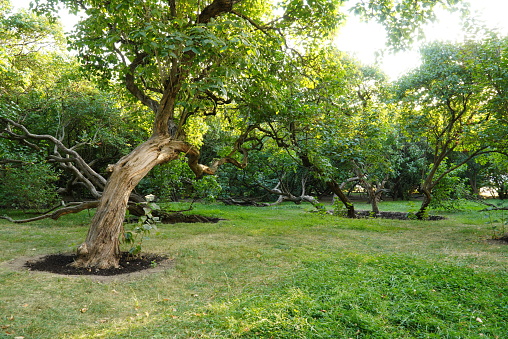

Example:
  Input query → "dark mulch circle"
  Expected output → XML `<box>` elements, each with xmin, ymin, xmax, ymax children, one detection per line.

<box><xmin>354</xmin><ymin>210</ymin><xmax>446</xmax><ymax>220</ymax></box>
<box><xmin>25</xmin><ymin>252</ymin><xmax>169</xmax><ymax>276</ymax></box>
<box><xmin>488</xmin><ymin>236</ymin><xmax>508</xmax><ymax>244</ymax></box>
<box><xmin>160</xmin><ymin>213</ymin><xmax>222</xmax><ymax>224</ymax></box>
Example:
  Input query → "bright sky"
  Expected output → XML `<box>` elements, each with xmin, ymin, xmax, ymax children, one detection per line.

<box><xmin>335</xmin><ymin>0</ymin><xmax>508</xmax><ymax>79</ymax></box>
<box><xmin>11</xmin><ymin>0</ymin><xmax>508</xmax><ymax>80</ymax></box>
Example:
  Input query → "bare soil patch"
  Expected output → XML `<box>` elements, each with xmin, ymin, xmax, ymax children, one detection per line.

<box><xmin>3</xmin><ymin>253</ymin><xmax>173</xmax><ymax>282</ymax></box>
<box><xmin>354</xmin><ymin>210</ymin><xmax>446</xmax><ymax>220</ymax></box>
<box><xmin>25</xmin><ymin>252</ymin><xmax>168</xmax><ymax>276</ymax></box>
<box><xmin>487</xmin><ymin>236</ymin><xmax>508</xmax><ymax>244</ymax></box>
<box><xmin>159</xmin><ymin>212</ymin><xmax>222</xmax><ymax>224</ymax></box>
<box><xmin>2</xmin><ymin>213</ymin><xmax>218</xmax><ymax>281</ymax></box>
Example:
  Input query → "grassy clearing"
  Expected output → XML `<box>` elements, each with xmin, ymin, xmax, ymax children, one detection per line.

<box><xmin>1</xmin><ymin>201</ymin><xmax>507</xmax><ymax>338</ymax></box>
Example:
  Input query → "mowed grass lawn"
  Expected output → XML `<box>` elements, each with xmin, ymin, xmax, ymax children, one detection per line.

<box><xmin>1</xmin><ymin>200</ymin><xmax>508</xmax><ymax>338</ymax></box>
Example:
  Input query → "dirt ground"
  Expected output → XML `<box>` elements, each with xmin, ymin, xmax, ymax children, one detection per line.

<box><xmin>354</xmin><ymin>210</ymin><xmax>446</xmax><ymax>220</ymax></box>
<box><xmin>3</xmin><ymin>253</ymin><xmax>173</xmax><ymax>283</ymax></box>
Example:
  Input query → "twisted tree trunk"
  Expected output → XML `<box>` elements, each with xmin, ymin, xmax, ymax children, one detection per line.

<box><xmin>73</xmin><ymin>136</ymin><xmax>181</xmax><ymax>268</ymax></box>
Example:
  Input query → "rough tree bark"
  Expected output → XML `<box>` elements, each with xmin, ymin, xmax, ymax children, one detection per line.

<box><xmin>73</xmin><ymin>136</ymin><xmax>180</xmax><ymax>268</ymax></box>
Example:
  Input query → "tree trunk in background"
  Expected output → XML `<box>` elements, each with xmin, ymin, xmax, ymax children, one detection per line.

<box><xmin>327</xmin><ymin>180</ymin><xmax>356</xmax><ymax>218</ymax></box>
<box><xmin>416</xmin><ymin>187</ymin><xmax>432</xmax><ymax>220</ymax></box>
<box><xmin>366</xmin><ymin>186</ymin><xmax>380</xmax><ymax>215</ymax></box>
<box><xmin>73</xmin><ymin>136</ymin><xmax>180</xmax><ymax>268</ymax></box>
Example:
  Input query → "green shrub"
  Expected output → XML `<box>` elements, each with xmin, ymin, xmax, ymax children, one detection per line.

<box><xmin>429</xmin><ymin>162</ymin><xmax>470</xmax><ymax>211</ymax></box>
<box><xmin>0</xmin><ymin>162</ymin><xmax>60</xmax><ymax>210</ymax></box>
<box><xmin>137</xmin><ymin>157</ymin><xmax>193</xmax><ymax>201</ymax></box>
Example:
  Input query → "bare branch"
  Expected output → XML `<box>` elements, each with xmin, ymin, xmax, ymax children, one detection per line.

<box><xmin>0</xmin><ymin>117</ymin><xmax>107</xmax><ymax>191</ymax></box>
<box><xmin>231</xmin><ymin>10</ymin><xmax>271</xmax><ymax>35</ymax></box>
<box><xmin>0</xmin><ymin>201</ymin><xmax>99</xmax><ymax>223</ymax></box>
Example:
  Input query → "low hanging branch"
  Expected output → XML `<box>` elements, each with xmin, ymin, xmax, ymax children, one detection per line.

<box><xmin>1</xmin><ymin>117</ymin><xmax>107</xmax><ymax>191</ymax></box>
<box><xmin>0</xmin><ymin>201</ymin><xmax>99</xmax><ymax>224</ymax></box>
<box><xmin>257</xmin><ymin>176</ymin><xmax>322</xmax><ymax>208</ymax></box>
<box><xmin>0</xmin><ymin>117</ymin><xmax>147</xmax><ymax>222</ymax></box>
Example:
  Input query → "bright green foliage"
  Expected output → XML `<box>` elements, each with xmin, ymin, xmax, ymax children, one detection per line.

<box><xmin>287</xmin><ymin>50</ymin><xmax>396</xmax><ymax>210</ymax></box>
<box><xmin>466</xmin><ymin>34</ymin><xmax>508</xmax><ymax>155</ymax></box>
<box><xmin>123</xmin><ymin>200</ymin><xmax>160</xmax><ymax>257</ymax></box>
<box><xmin>0</xmin><ymin>3</ymin><xmax>65</xmax><ymax>94</ymax></box>
<box><xmin>0</xmin><ymin>3</ymin><xmax>133</xmax><ymax>148</ymax></box>
<box><xmin>33</xmin><ymin>0</ymin><xmax>344</xmax><ymax>129</ymax></box>
<box><xmin>397</xmin><ymin>39</ymin><xmax>508</xmax><ymax>156</ymax></box>
<box><xmin>396</xmin><ymin>39</ymin><xmax>508</xmax><ymax>216</ymax></box>
<box><xmin>0</xmin><ymin>3</ymin><xmax>154</xmax><ymax>204</ymax></box>
<box><xmin>428</xmin><ymin>160</ymin><xmax>470</xmax><ymax>211</ymax></box>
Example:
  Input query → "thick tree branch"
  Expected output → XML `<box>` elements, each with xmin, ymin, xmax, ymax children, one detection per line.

<box><xmin>230</xmin><ymin>10</ymin><xmax>271</xmax><ymax>35</ymax></box>
<box><xmin>257</xmin><ymin>178</ymin><xmax>321</xmax><ymax>208</ymax></box>
<box><xmin>0</xmin><ymin>117</ymin><xmax>107</xmax><ymax>193</ymax></box>
<box><xmin>0</xmin><ymin>201</ymin><xmax>99</xmax><ymax>223</ymax></box>
<box><xmin>197</xmin><ymin>0</ymin><xmax>238</xmax><ymax>24</ymax></box>
<box><xmin>125</xmin><ymin>53</ymin><xmax>160</xmax><ymax>113</ymax></box>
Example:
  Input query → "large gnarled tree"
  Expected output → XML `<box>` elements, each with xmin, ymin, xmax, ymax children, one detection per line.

<box><xmin>26</xmin><ymin>0</ymin><xmax>344</xmax><ymax>269</ymax></box>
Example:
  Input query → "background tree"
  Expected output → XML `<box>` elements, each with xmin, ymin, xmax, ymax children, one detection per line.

<box><xmin>0</xmin><ymin>3</ymin><xmax>66</xmax><ymax>209</ymax></box>
<box><xmin>396</xmin><ymin>40</ymin><xmax>508</xmax><ymax>219</ymax></box>
<box><xmin>0</xmin><ymin>7</ymin><xmax>142</xmax><ymax>202</ymax></box>
<box><xmin>387</xmin><ymin>140</ymin><xmax>428</xmax><ymax>201</ymax></box>
<box><xmin>321</xmin><ymin>64</ymin><xmax>395</xmax><ymax>215</ymax></box>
